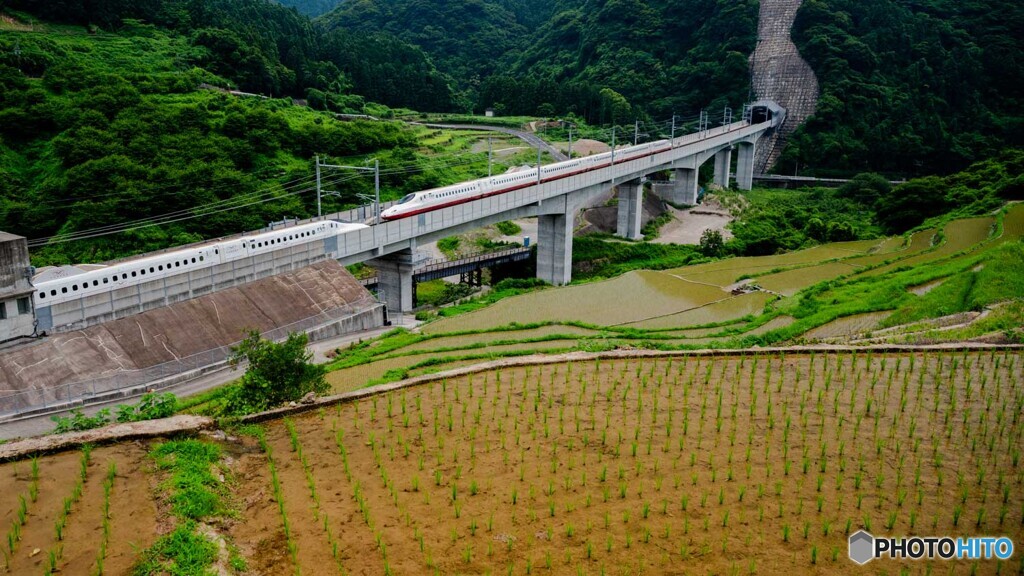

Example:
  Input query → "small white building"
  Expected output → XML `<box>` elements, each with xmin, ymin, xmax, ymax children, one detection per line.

<box><xmin>0</xmin><ymin>232</ymin><xmax>35</xmax><ymax>343</ymax></box>
<box><xmin>485</xmin><ymin>108</ymin><xmax>495</xmax><ymax>118</ymax></box>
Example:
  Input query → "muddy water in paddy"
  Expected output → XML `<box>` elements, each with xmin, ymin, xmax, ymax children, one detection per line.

<box><xmin>422</xmin><ymin>238</ymin><xmax>900</xmax><ymax>335</ymax></box>
<box><xmin>622</xmin><ymin>292</ymin><xmax>774</xmax><ymax>330</ymax></box>
<box><xmin>424</xmin><ymin>271</ymin><xmax>726</xmax><ymax>332</ymax></box>
<box><xmin>414</xmin><ymin>325</ymin><xmax>600</xmax><ymax>345</ymax></box>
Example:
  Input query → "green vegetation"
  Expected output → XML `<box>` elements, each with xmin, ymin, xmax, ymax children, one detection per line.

<box><xmin>437</xmin><ymin>237</ymin><xmax>461</xmax><ymax>259</ymax></box>
<box><xmin>226</xmin><ymin>331</ymin><xmax>327</xmax><ymax>414</ymax></box>
<box><xmin>726</xmin><ymin>188</ymin><xmax>875</xmax><ymax>255</ymax></box>
<box><xmin>699</xmin><ymin>229</ymin><xmax>725</xmax><ymax>258</ymax></box>
<box><xmin>416</xmin><ymin>280</ymin><xmax>476</xmax><ymax>308</ymax></box>
<box><xmin>114</xmin><ymin>393</ymin><xmax>177</xmax><ymax>423</ymax></box>
<box><xmin>789</xmin><ymin>0</ymin><xmax>1024</xmax><ymax>176</ymax></box>
<box><xmin>572</xmin><ymin>237</ymin><xmax>702</xmax><ymax>281</ymax></box>
<box><xmin>432</xmin><ymin>277</ymin><xmax>549</xmax><ymax>319</ymax></box>
<box><xmin>50</xmin><ymin>392</ymin><xmax>178</xmax><ymax>433</ymax></box>
<box><xmin>4</xmin><ymin>0</ymin><xmax>456</xmax><ymax>110</ymax></box>
<box><xmin>134</xmin><ymin>440</ymin><xmax>226</xmax><ymax>575</ymax></box>
<box><xmin>495</xmin><ymin>221</ymin><xmax>522</xmax><ymax>236</ymax></box>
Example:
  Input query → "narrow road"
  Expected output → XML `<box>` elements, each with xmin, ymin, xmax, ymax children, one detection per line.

<box><xmin>417</xmin><ymin>123</ymin><xmax>569</xmax><ymax>162</ymax></box>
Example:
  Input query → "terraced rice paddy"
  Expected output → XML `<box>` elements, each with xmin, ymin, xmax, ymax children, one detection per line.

<box><xmin>240</xmin><ymin>350</ymin><xmax>1024</xmax><ymax>574</ymax></box>
<box><xmin>0</xmin><ymin>444</ymin><xmax>156</xmax><ymax>575</ymax></box>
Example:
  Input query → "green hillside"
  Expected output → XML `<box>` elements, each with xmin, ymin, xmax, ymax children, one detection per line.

<box><xmin>785</xmin><ymin>0</ymin><xmax>1024</xmax><ymax>176</ymax></box>
<box><xmin>322</xmin><ymin>0</ymin><xmax>1022</xmax><ymax>176</ymax></box>
<box><xmin>0</xmin><ymin>15</ymin><xmax>540</xmax><ymax>265</ymax></box>
<box><xmin>2</xmin><ymin>0</ymin><xmax>457</xmax><ymax>111</ymax></box>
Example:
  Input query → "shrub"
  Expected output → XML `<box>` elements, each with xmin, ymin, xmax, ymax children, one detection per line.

<box><xmin>115</xmin><ymin>392</ymin><xmax>177</xmax><ymax>423</ymax></box>
<box><xmin>495</xmin><ymin>221</ymin><xmax>521</xmax><ymax>236</ymax></box>
<box><xmin>226</xmin><ymin>331</ymin><xmax>327</xmax><ymax>415</ymax></box>
<box><xmin>51</xmin><ymin>409</ymin><xmax>110</xmax><ymax>434</ymax></box>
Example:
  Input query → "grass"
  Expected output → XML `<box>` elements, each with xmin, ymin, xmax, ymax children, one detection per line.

<box><xmin>133</xmin><ymin>440</ymin><xmax>226</xmax><ymax>575</ymax></box>
<box><xmin>495</xmin><ymin>221</ymin><xmax>522</xmax><ymax>236</ymax></box>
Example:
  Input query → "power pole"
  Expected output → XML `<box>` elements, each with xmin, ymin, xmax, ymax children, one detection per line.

<box><xmin>315</xmin><ymin>154</ymin><xmax>322</xmax><ymax>218</ymax></box>
<box><xmin>315</xmin><ymin>156</ymin><xmax>381</xmax><ymax>225</ymax></box>
<box><xmin>373</xmin><ymin>158</ymin><xmax>380</xmax><ymax>226</ymax></box>
<box><xmin>670</xmin><ymin>114</ymin><xmax>676</xmax><ymax>147</ymax></box>
<box><xmin>567</xmin><ymin>125</ymin><xmax>574</xmax><ymax>159</ymax></box>
<box><xmin>634</xmin><ymin>120</ymin><xmax>640</xmax><ymax>146</ymax></box>
<box><xmin>610</xmin><ymin>126</ymin><xmax>616</xmax><ymax>165</ymax></box>
<box><xmin>487</xmin><ymin>136</ymin><xmax>493</xmax><ymax>177</ymax></box>
<box><xmin>537</xmin><ymin>147</ymin><xmax>542</xmax><ymax>187</ymax></box>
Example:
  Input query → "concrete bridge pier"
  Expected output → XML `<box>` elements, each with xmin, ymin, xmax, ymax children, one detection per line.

<box><xmin>653</xmin><ymin>168</ymin><xmax>699</xmax><ymax>206</ymax></box>
<box><xmin>369</xmin><ymin>248</ymin><xmax>416</xmax><ymax>313</ymax></box>
<box><xmin>713</xmin><ymin>147</ymin><xmax>733</xmax><ymax>188</ymax></box>
<box><xmin>616</xmin><ymin>179</ymin><xmax>644</xmax><ymax>240</ymax></box>
<box><xmin>537</xmin><ymin>212</ymin><xmax>574</xmax><ymax>286</ymax></box>
<box><xmin>735</xmin><ymin>140</ymin><xmax>757</xmax><ymax>191</ymax></box>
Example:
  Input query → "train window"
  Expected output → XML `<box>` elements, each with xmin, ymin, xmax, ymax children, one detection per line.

<box><xmin>158</xmin><ymin>265</ymin><xmax>163</xmax><ymax>271</ymax></box>
<box><xmin>103</xmin><ymin>278</ymin><xmax>108</xmax><ymax>284</ymax></box>
<box><xmin>140</xmin><ymin>269</ymin><xmax>146</xmax><ymax>275</ymax></box>
<box><xmin>122</xmin><ymin>274</ymin><xmax>127</xmax><ymax>280</ymax></box>
<box><xmin>175</xmin><ymin>262</ymin><xmax>180</xmax><ymax>267</ymax></box>
<box><xmin>150</xmin><ymin>267</ymin><xmax>155</xmax><ymax>273</ymax></box>
<box><xmin>191</xmin><ymin>258</ymin><xmax>196</xmax><ymax>263</ymax></box>
<box><xmin>72</xmin><ymin>284</ymin><xmax>78</xmax><ymax>291</ymax></box>
<box><xmin>132</xmin><ymin>271</ymin><xmax>137</xmax><ymax>277</ymax></box>
<box><xmin>199</xmin><ymin>256</ymin><xmax>204</xmax><ymax>262</ymax></box>
<box><xmin>39</xmin><ymin>292</ymin><xmax>45</xmax><ymax>299</ymax></box>
<box><xmin>215</xmin><ymin>249</ymin><xmax>219</xmax><ymax>254</ymax></box>
<box><xmin>62</xmin><ymin>287</ymin><xmax>68</xmax><ymax>294</ymax></box>
<box><xmin>51</xmin><ymin>290</ymin><xmax>57</xmax><ymax>296</ymax></box>
<box><xmin>93</xmin><ymin>280</ymin><xmax>99</xmax><ymax>287</ymax></box>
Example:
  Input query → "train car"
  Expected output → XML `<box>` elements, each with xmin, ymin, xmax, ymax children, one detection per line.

<box><xmin>32</xmin><ymin>220</ymin><xmax>367</xmax><ymax>309</ymax></box>
<box><xmin>379</xmin><ymin>136</ymin><xmax>679</xmax><ymax>222</ymax></box>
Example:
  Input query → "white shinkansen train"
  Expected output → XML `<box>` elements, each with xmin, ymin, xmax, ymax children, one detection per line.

<box><xmin>32</xmin><ymin>221</ymin><xmax>368</xmax><ymax>307</ymax></box>
<box><xmin>380</xmin><ymin>140</ymin><xmax>673</xmax><ymax>221</ymax></box>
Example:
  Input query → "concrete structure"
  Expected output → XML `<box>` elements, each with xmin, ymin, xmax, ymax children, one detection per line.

<box><xmin>0</xmin><ymin>260</ymin><xmax>382</xmax><ymax>417</ymax></box>
<box><xmin>35</xmin><ymin>230</ymin><xmax>335</xmax><ymax>334</ymax></box>
<box><xmin>0</xmin><ymin>232</ymin><xmax>35</xmax><ymax>343</ymax></box>
<box><xmin>352</xmin><ymin>111</ymin><xmax>782</xmax><ymax>310</ymax></box>
<box><xmin>749</xmin><ymin>0</ymin><xmax>819</xmax><ymax>172</ymax></box>
<box><xmin>616</xmin><ymin>180</ymin><xmax>645</xmax><ymax>240</ymax></box>
<box><xmin>17</xmin><ymin>106</ymin><xmax>783</xmax><ymax>326</ymax></box>
<box><xmin>651</xmin><ymin>167</ymin><xmax>699</xmax><ymax>206</ymax></box>
<box><xmin>713</xmin><ymin>147</ymin><xmax>733</xmax><ymax>188</ymax></box>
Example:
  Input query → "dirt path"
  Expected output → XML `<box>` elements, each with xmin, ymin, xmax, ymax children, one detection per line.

<box><xmin>652</xmin><ymin>199</ymin><xmax>734</xmax><ymax>246</ymax></box>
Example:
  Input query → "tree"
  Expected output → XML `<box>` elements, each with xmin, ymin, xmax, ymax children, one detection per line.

<box><xmin>838</xmin><ymin>173</ymin><xmax>891</xmax><ymax>207</ymax></box>
<box><xmin>875</xmin><ymin>176</ymin><xmax>952</xmax><ymax>234</ymax></box>
<box><xmin>699</xmin><ymin>228</ymin><xmax>725</xmax><ymax>257</ymax></box>
<box><xmin>226</xmin><ymin>331</ymin><xmax>327</xmax><ymax>414</ymax></box>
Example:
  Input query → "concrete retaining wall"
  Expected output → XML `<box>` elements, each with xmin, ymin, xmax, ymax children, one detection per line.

<box><xmin>0</xmin><ymin>260</ymin><xmax>382</xmax><ymax>415</ymax></box>
<box><xmin>40</xmin><ymin>241</ymin><xmax>329</xmax><ymax>333</ymax></box>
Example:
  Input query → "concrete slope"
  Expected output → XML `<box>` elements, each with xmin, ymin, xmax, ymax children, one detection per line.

<box><xmin>750</xmin><ymin>0</ymin><xmax>820</xmax><ymax>172</ymax></box>
<box><xmin>0</xmin><ymin>260</ymin><xmax>379</xmax><ymax>412</ymax></box>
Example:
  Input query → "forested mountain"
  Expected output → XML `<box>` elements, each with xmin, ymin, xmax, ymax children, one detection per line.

<box><xmin>318</xmin><ymin>0</ymin><xmax>559</xmax><ymax>87</ymax></box>
<box><xmin>274</xmin><ymin>0</ymin><xmax>342</xmax><ymax>17</ymax></box>
<box><xmin>3</xmin><ymin>0</ymin><xmax>457</xmax><ymax>110</ymax></box>
<box><xmin>322</xmin><ymin>0</ymin><xmax>1021</xmax><ymax>176</ymax></box>
<box><xmin>786</xmin><ymin>0</ymin><xmax>1024</xmax><ymax>176</ymax></box>
<box><xmin>321</xmin><ymin>0</ymin><xmax>757</xmax><ymax>123</ymax></box>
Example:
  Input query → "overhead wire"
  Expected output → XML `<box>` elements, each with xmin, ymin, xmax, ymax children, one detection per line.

<box><xmin>29</xmin><ymin>108</ymin><xmax>737</xmax><ymax>247</ymax></box>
